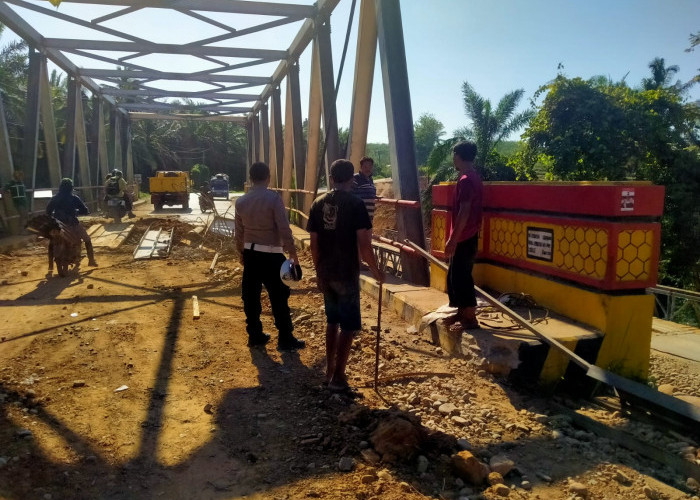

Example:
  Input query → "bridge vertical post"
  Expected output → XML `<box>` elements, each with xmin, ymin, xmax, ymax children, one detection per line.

<box><xmin>270</xmin><ymin>87</ymin><xmax>284</xmax><ymax>188</ymax></box>
<box><xmin>75</xmin><ymin>86</ymin><xmax>92</xmax><ymax>201</ymax></box>
<box><xmin>112</xmin><ymin>109</ymin><xmax>122</xmax><ymax>175</ymax></box>
<box><xmin>63</xmin><ymin>76</ymin><xmax>78</xmax><ymax>180</ymax></box>
<box><xmin>251</xmin><ymin>113</ymin><xmax>260</xmax><ymax>164</ymax></box>
<box><xmin>125</xmin><ymin>119</ymin><xmax>134</xmax><ymax>186</ymax></box>
<box><xmin>281</xmin><ymin>80</ymin><xmax>294</xmax><ymax>210</ymax></box>
<box><xmin>347</xmin><ymin>0</ymin><xmax>377</xmax><ymax>168</ymax></box>
<box><xmin>89</xmin><ymin>96</ymin><xmax>100</xmax><ymax>185</ymax></box>
<box><xmin>245</xmin><ymin>119</ymin><xmax>253</xmax><ymax>183</ymax></box>
<box><xmin>304</xmin><ymin>40</ymin><xmax>322</xmax><ymax>212</ymax></box>
<box><xmin>0</xmin><ymin>91</ymin><xmax>13</xmax><ymax>184</ymax></box>
<box><xmin>22</xmin><ymin>48</ymin><xmax>40</xmax><ymax>203</ymax></box>
<box><xmin>38</xmin><ymin>55</ymin><xmax>61</xmax><ymax>188</ymax></box>
<box><xmin>316</xmin><ymin>20</ymin><xmax>340</xmax><ymax>183</ymax></box>
<box><xmin>375</xmin><ymin>0</ymin><xmax>428</xmax><ymax>285</ymax></box>
<box><xmin>96</xmin><ymin>99</ymin><xmax>109</xmax><ymax>183</ymax></box>
<box><xmin>260</xmin><ymin>103</ymin><xmax>270</xmax><ymax>167</ymax></box>
<box><xmin>288</xmin><ymin>62</ymin><xmax>306</xmax><ymax>222</ymax></box>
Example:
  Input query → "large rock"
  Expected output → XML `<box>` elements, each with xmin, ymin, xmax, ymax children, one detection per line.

<box><xmin>370</xmin><ymin>415</ymin><xmax>423</xmax><ymax>461</ymax></box>
<box><xmin>489</xmin><ymin>454</ymin><xmax>515</xmax><ymax>476</ymax></box>
<box><xmin>451</xmin><ymin>451</ymin><xmax>489</xmax><ymax>485</ymax></box>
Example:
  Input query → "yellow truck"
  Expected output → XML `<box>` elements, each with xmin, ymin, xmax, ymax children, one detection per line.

<box><xmin>149</xmin><ymin>171</ymin><xmax>190</xmax><ymax>210</ymax></box>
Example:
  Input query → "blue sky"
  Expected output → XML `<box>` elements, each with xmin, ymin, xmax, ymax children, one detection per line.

<box><xmin>3</xmin><ymin>0</ymin><xmax>699</xmax><ymax>144</ymax></box>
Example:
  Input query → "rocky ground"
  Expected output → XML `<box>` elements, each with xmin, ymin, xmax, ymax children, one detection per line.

<box><xmin>1</xmin><ymin>212</ymin><xmax>699</xmax><ymax>500</ymax></box>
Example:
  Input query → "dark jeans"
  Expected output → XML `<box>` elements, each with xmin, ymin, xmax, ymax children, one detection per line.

<box><xmin>242</xmin><ymin>249</ymin><xmax>293</xmax><ymax>340</ymax></box>
<box><xmin>447</xmin><ymin>234</ymin><xmax>479</xmax><ymax>308</ymax></box>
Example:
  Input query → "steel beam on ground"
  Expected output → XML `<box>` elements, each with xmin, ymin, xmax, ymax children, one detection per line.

<box><xmin>270</xmin><ymin>87</ymin><xmax>284</xmax><ymax>188</ymax></box>
<box><xmin>38</xmin><ymin>55</ymin><xmax>61</xmax><ymax>188</ymax></box>
<box><xmin>305</xmin><ymin>39</ymin><xmax>322</xmax><ymax>212</ymax></box>
<box><xmin>376</xmin><ymin>0</ymin><xmax>427</xmax><ymax>285</ymax></box>
<box><xmin>347</xmin><ymin>0</ymin><xmax>377</xmax><ymax>168</ymax></box>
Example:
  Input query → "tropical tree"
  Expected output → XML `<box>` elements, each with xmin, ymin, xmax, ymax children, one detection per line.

<box><xmin>510</xmin><ymin>73</ymin><xmax>700</xmax><ymax>290</ymax></box>
<box><xmin>0</xmin><ymin>23</ymin><xmax>28</xmax><ymax>165</ymax></box>
<box><xmin>641</xmin><ymin>57</ymin><xmax>680</xmax><ymax>90</ymax></box>
<box><xmin>422</xmin><ymin>81</ymin><xmax>534</xmax><ymax>204</ymax></box>
<box><xmin>413</xmin><ymin>113</ymin><xmax>444</xmax><ymax>167</ymax></box>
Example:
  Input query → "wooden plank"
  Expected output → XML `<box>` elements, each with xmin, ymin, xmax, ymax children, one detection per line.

<box><xmin>192</xmin><ymin>295</ymin><xmax>200</xmax><ymax>320</ymax></box>
<box><xmin>209</xmin><ymin>252</ymin><xmax>220</xmax><ymax>274</ymax></box>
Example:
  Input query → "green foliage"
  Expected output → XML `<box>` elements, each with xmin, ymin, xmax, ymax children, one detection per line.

<box><xmin>512</xmin><ymin>73</ymin><xmax>700</xmax><ymax>289</ymax></box>
<box><xmin>190</xmin><ymin>163</ymin><xmax>211</xmax><ymax>188</ymax></box>
<box><xmin>413</xmin><ymin>113</ymin><xmax>445</xmax><ymax>167</ymax></box>
<box><xmin>364</xmin><ymin>143</ymin><xmax>391</xmax><ymax>178</ymax></box>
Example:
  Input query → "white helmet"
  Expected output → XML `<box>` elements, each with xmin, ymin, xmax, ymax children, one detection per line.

<box><xmin>280</xmin><ymin>259</ymin><xmax>303</xmax><ymax>288</ymax></box>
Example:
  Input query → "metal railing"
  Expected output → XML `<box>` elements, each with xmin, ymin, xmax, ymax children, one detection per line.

<box><xmin>648</xmin><ymin>284</ymin><xmax>700</xmax><ymax>322</ymax></box>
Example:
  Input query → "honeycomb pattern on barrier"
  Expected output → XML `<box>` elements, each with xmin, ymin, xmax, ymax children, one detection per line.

<box><xmin>489</xmin><ymin>217</ymin><xmax>609</xmax><ymax>280</ymax></box>
<box><xmin>616</xmin><ymin>230</ymin><xmax>653</xmax><ymax>281</ymax></box>
<box><xmin>490</xmin><ymin>218</ymin><xmax>526</xmax><ymax>259</ymax></box>
<box><xmin>432</xmin><ymin>212</ymin><xmax>447</xmax><ymax>252</ymax></box>
<box><xmin>554</xmin><ymin>225</ymin><xmax>608</xmax><ymax>279</ymax></box>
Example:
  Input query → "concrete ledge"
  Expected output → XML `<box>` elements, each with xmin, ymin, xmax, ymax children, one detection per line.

<box><xmin>290</xmin><ymin>226</ymin><xmax>606</xmax><ymax>388</ymax></box>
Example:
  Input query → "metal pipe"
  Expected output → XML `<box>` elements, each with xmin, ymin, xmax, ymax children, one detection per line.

<box><xmin>403</xmin><ymin>238</ymin><xmax>591</xmax><ymax>370</ymax></box>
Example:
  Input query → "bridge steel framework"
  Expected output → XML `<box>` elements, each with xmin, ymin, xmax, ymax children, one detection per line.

<box><xmin>0</xmin><ymin>0</ymin><xmax>428</xmax><ymax>284</ymax></box>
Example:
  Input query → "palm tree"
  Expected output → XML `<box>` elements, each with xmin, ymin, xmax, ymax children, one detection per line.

<box><xmin>424</xmin><ymin>81</ymin><xmax>534</xmax><ymax>187</ymax></box>
<box><xmin>0</xmin><ymin>23</ymin><xmax>28</xmax><ymax>159</ymax></box>
<box><xmin>641</xmin><ymin>57</ymin><xmax>680</xmax><ymax>90</ymax></box>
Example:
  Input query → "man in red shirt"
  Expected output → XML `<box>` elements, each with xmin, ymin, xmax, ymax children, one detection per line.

<box><xmin>444</xmin><ymin>141</ymin><xmax>483</xmax><ymax>329</ymax></box>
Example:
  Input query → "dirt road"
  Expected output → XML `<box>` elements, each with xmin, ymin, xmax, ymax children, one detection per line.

<box><xmin>0</xmin><ymin>212</ymin><xmax>698</xmax><ymax>500</ymax></box>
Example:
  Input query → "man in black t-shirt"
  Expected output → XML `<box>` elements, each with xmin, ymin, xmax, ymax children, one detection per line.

<box><xmin>307</xmin><ymin>159</ymin><xmax>383</xmax><ymax>394</ymax></box>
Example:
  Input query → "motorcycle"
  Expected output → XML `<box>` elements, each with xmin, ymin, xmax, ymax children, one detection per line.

<box><xmin>26</xmin><ymin>214</ymin><xmax>82</xmax><ymax>277</ymax></box>
<box><xmin>198</xmin><ymin>191</ymin><xmax>216</xmax><ymax>213</ymax></box>
<box><xmin>106</xmin><ymin>195</ymin><xmax>126</xmax><ymax>223</ymax></box>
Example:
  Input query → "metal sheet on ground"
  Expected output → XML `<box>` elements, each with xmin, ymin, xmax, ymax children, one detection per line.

<box><xmin>133</xmin><ymin>228</ymin><xmax>174</xmax><ymax>259</ymax></box>
<box><xmin>207</xmin><ymin>217</ymin><xmax>235</xmax><ymax>238</ymax></box>
<box><xmin>651</xmin><ymin>334</ymin><xmax>700</xmax><ymax>362</ymax></box>
<box><xmin>87</xmin><ymin>223</ymin><xmax>134</xmax><ymax>249</ymax></box>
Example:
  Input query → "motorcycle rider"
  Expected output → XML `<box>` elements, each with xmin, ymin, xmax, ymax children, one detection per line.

<box><xmin>46</xmin><ymin>178</ymin><xmax>98</xmax><ymax>269</ymax></box>
<box><xmin>199</xmin><ymin>181</ymin><xmax>215</xmax><ymax>212</ymax></box>
<box><xmin>105</xmin><ymin>169</ymin><xmax>135</xmax><ymax>218</ymax></box>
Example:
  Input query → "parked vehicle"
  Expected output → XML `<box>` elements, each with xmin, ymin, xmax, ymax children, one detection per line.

<box><xmin>149</xmin><ymin>171</ymin><xmax>190</xmax><ymax>210</ymax></box>
<box><xmin>210</xmin><ymin>173</ymin><xmax>230</xmax><ymax>200</ymax></box>
<box><xmin>26</xmin><ymin>214</ymin><xmax>82</xmax><ymax>277</ymax></box>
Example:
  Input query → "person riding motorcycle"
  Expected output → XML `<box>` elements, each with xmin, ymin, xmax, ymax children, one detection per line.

<box><xmin>45</xmin><ymin>177</ymin><xmax>98</xmax><ymax>269</ymax></box>
<box><xmin>199</xmin><ymin>182</ymin><xmax>215</xmax><ymax>212</ymax></box>
<box><xmin>105</xmin><ymin>169</ymin><xmax>135</xmax><ymax>218</ymax></box>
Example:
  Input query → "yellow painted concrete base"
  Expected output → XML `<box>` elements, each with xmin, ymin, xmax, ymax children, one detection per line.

<box><xmin>474</xmin><ymin>262</ymin><xmax>653</xmax><ymax>380</ymax></box>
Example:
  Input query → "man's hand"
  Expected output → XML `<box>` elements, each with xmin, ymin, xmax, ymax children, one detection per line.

<box><xmin>444</xmin><ymin>237</ymin><xmax>457</xmax><ymax>258</ymax></box>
